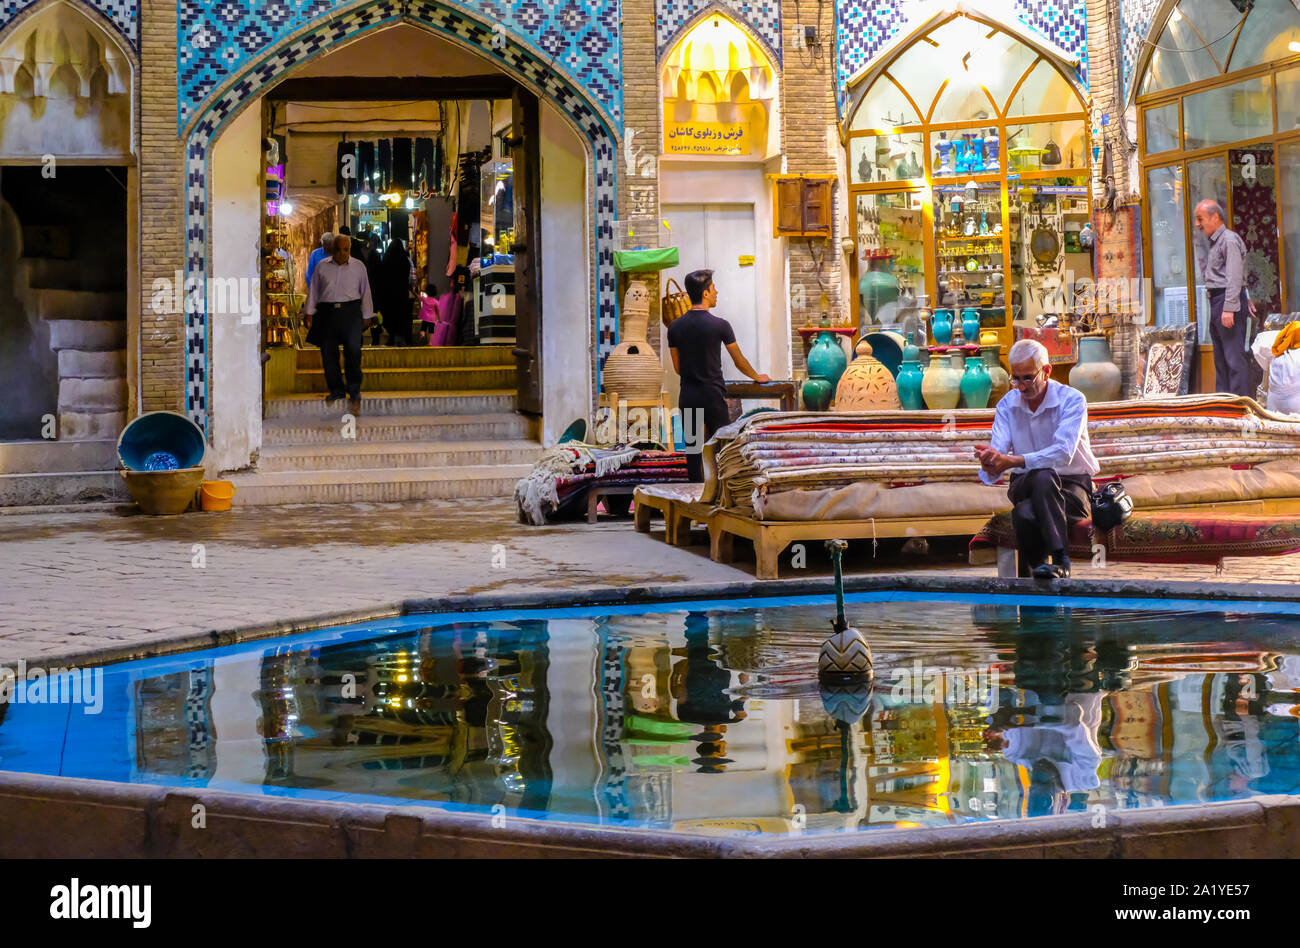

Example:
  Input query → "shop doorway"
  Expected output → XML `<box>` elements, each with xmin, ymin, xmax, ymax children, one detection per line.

<box><xmin>661</xmin><ymin>203</ymin><xmax>762</xmax><ymax>397</ymax></box>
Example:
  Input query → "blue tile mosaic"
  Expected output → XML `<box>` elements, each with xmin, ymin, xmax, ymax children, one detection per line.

<box><xmin>178</xmin><ymin>0</ymin><xmax>622</xmax><ymax>130</ymax></box>
<box><xmin>835</xmin><ymin>0</ymin><xmax>1090</xmax><ymax>114</ymax></box>
<box><xmin>1120</xmin><ymin>0</ymin><xmax>1162</xmax><ymax>103</ymax></box>
<box><xmin>655</xmin><ymin>0</ymin><xmax>783</xmax><ymax>64</ymax></box>
<box><xmin>0</xmin><ymin>0</ymin><xmax>137</xmax><ymax>49</ymax></box>
<box><xmin>180</xmin><ymin>0</ymin><xmax>619</xmax><ymax>431</ymax></box>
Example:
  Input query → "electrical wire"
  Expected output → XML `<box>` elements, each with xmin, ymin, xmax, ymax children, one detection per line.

<box><xmin>1142</xmin><ymin>9</ymin><xmax>1248</xmax><ymax>54</ymax></box>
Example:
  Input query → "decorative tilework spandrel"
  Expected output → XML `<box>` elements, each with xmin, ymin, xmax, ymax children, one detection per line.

<box><xmin>177</xmin><ymin>0</ymin><xmax>621</xmax><ymax>129</ymax></box>
<box><xmin>655</xmin><ymin>0</ymin><xmax>783</xmax><ymax>63</ymax></box>
<box><xmin>180</xmin><ymin>1</ymin><xmax>620</xmax><ymax>431</ymax></box>
<box><xmin>1120</xmin><ymin>0</ymin><xmax>1162</xmax><ymax>103</ymax></box>
<box><xmin>0</xmin><ymin>0</ymin><xmax>138</xmax><ymax>48</ymax></box>
<box><xmin>835</xmin><ymin>0</ymin><xmax>1089</xmax><ymax>112</ymax></box>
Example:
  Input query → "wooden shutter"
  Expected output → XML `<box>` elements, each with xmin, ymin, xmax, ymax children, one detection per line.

<box><xmin>801</xmin><ymin>178</ymin><xmax>832</xmax><ymax>236</ymax></box>
<box><xmin>776</xmin><ymin>177</ymin><xmax>804</xmax><ymax>235</ymax></box>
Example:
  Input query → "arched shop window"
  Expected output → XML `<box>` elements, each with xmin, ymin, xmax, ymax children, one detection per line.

<box><xmin>1136</xmin><ymin>0</ymin><xmax>1300</xmax><ymax>343</ymax></box>
<box><xmin>843</xmin><ymin>10</ymin><xmax>1092</xmax><ymax>352</ymax></box>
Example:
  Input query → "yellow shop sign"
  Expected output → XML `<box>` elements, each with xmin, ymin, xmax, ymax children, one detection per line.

<box><xmin>665</xmin><ymin>122</ymin><xmax>751</xmax><ymax>156</ymax></box>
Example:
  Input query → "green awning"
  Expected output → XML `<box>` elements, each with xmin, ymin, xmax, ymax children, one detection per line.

<box><xmin>613</xmin><ymin>246</ymin><xmax>680</xmax><ymax>273</ymax></box>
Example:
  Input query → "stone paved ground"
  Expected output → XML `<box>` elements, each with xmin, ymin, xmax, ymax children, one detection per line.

<box><xmin>2</xmin><ymin>498</ymin><xmax>1299</xmax><ymax>663</ymax></box>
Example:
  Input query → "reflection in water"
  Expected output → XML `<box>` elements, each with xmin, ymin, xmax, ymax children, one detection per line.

<box><xmin>3</xmin><ymin>599</ymin><xmax>1300</xmax><ymax>836</ymax></box>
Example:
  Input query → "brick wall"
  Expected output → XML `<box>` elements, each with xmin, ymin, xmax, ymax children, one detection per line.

<box><xmin>780</xmin><ymin>2</ymin><xmax>843</xmax><ymax>377</ymax></box>
<box><xmin>139</xmin><ymin>0</ymin><xmax>185</xmax><ymax>414</ymax></box>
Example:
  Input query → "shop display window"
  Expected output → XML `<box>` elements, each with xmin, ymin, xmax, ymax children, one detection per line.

<box><xmin>1280</xmin><ymin>142</ymin><xmax>1300</xmax><ymax>315</ymax></box>
<box><xmin>1146</xmin><ymin>165</ymin><xmax>1188</xmax><ymax>330</ymax></box>
<box><xmin>851</xmin><ymin>133</ymin><xmax>925</xmax><ymax>184</ymax></box>
<box><xmin>929</xmin><ymin>126</ymin><xmax>1001</xmax><ymax>179</ymax></box>
<box><xmin>1004</xmin><ymin>120</ymin><xmax>1087</xmax><ymax>174</ymax></box>
<box><xmin>856</xmin><ymin>191</ymin><xmax>926</xmax><ymax>328</ymax></box>
<box><xmin>1278</xmin><ymin>65</ymin><xmax>1300</xmax><ymax>132</ymax></box>
<box><xmin>1004</xmin><ymin>60</ymin><xmax>1077</xmax><ymax>117</ymax></box>
<box><xmin>1144</xmin><ymin>103</ymin><xmax>1180</xmax><ymax>155</ymax></box>
<box><xmin>1228</xmin><ymin>0</ymin><xmax>1300</xmax><ymax>72</ymax></box>
<box><xmin>934</xmin><ymin>182</ymin><xmax>1005</xmax><ymax>325</ymax></box>
<box><xmin>848</xmin><ymin>76</ymin><xmax>921</xmax><ymax>132</ymax></box>
<box><xmin>1187</xmin><ymin>156</ymin><xmax>1228</xmax><ymax>345</ymax></box>
<box><xmin>1182</xmin><ymin>75</ymin><xmax>1273</xmax><ymax>151</ymax></box>
<box><xmin>1006</xmin><ymin>184</ymin><xmax>1094</xmax><ymax>330</ymax></box>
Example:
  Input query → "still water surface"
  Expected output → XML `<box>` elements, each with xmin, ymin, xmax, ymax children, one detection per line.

<box><xmin>4</xmin><ymin>593</ymin><xmax>1300</xmax><ymax>835</ymax></box>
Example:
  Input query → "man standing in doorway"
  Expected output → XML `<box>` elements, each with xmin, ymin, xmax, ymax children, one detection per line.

<box><xmin>1195</xmin><ymin>199</ymin><xmax>1257</xmax><ymax>396</ymax></box>
<box><xmin>305</xmin><ymin>232</ymin><xmax>334</xmax><ymax>290</ymax></box>
<box><xmin>667</xmin><ymin>269</ymin><xmax>770</xmax><ymax>482</ymax></box>
<box><xmin>304</xmin><ymin>233</ymin><xmax>374</xmax><ymax>416</ymax></box>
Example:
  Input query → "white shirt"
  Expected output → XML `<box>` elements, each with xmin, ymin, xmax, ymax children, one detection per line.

<box><xmin>979</xmin><ymin>379</ymin><xmax>1100</xmax><ymax>486</ymax></box>
<box><xmin>304</xmin><ymin>257</ymin><xmax>374</xmax><ymax>320</ymax></box>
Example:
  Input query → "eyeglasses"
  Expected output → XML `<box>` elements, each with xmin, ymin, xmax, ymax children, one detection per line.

<box><xmin>1010</xmin><ymin>373</ymin><xmax>1043</xmax><ymax>386</ymax></box>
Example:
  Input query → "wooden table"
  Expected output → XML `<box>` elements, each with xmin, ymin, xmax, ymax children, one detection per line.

<box><xmin>724</xmin><ymin>379</ymin><xmax>798</xmax><ymax>412</ymax></box>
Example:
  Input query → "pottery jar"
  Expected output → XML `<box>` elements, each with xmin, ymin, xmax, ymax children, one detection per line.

<box><xmin>808</xmin><ymin>331</ymin><xmax>850</xmax><ymax>394</ymax></box>
<box><xmin>802</xmin><ymin>376</ymin><xmax>833</xmax><ymax>411</ymax></box>
<box><xmin>1069</xmin><ymin>334</ymin><xmax>1123</xmax><ymax>403</ymax></box>
<box><xmin>896</xmin><ymin>358</ymin><xmax>925</xmax><ymax>410</ymax></box>
<box><xmin>980</xmin><ymin>345</ymin><xmax>1011</xmax><ymax>403</ymax></box>
<box><xmin>960</xmin><ymin>356</ymin><xmax>993</xmax><ymax>409</ymax></box>
<box><xmin>835</xmin><ymin>339</ymin><xmax>902</xmax><ymax>411</ymax></box>
<box><xmin>931</xmin><ymin>309</ymin><xmax>954</xmax><ymax>346</ymax></box>
<box><xmin>961</xmin><ymin>308</ymin><xmax>980</xmax><ymax>344</ymax></box>
<box><xmin>921</xmin><ymin>349</ymin><xmax>964</xmax><ymax>410</ymax></box>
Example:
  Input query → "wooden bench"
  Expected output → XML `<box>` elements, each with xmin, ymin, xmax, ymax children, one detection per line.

<box><xmin>706</xmin><ymin>508</ymin><xmax>997</xmax><ymax>580</ymax></box>
<box><xmin>633</xmin><ymin>484</ymin><xmax>707</xmax><ymax>545</ymax></box>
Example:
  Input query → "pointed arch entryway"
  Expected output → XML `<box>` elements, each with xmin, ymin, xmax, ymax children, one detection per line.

<box><xmin>180</xmin><ymin>0</ymin><xmax>620</xmax><ymax>431</ymax></box>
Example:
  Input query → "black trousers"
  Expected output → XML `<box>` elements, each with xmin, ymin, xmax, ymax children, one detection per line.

<box><xmin>1208</xmin><ymin>287</ymin><xmax>1252</xmax><ymax>396</ymax></box>
<box><xmin>316</xmin><ymin>300</ymin><xmax>364</xmax><ymax>399</ymax></box>
<box><xmin>1008</xmin><ymin>469</ymin><xmax>1093</xmax><ymax>571</ymax></box>
<box><xmin>679</xmin><ymin>385</ymin><xmax>731</xmax><ymax>483</ymax></box>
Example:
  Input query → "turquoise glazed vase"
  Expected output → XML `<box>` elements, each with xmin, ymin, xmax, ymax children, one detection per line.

<box><xmin>896</xmin><ymin>358</ymin><xmax>925</xmax><ymax>410</ymax></box>
<box><xmin>802</xmin><ymin>376</ymin><xmax>833</xmax><ymax>411</ymax></box>
<box><xmin>858</xmin><ymin>257</ymin><xmax>899</xmax><ymax>325</ymax></box>
<box><xmin>961</xmin><ymin>308</ymin><xmax>981</xmax><ymax>344</ymax></box>
<box><xmin>960</xmin><ymin>356</ymin><xmax>993</xmax><ymax>408</ymax></box>
<box><xmin>807</xmin><ymin>331</ymin><xmax>849</xmax><ymax>394</ymax></box>
<box><xmin>931</xmin><ymin>309</ymin><xmax>954</xmax><ymax>346</ymax></box>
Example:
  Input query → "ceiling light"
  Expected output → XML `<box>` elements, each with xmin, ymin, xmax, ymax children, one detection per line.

<box><xmin>358</xmin><ymin>194</ymin><xmax>370</xmax><ymax>205</ymax></box>
<box><xmin>1291</xmin><ymin>40</ymin><xmax>1300</xmax><ymax>52</ymax></box>
<box><xmin>278</xmin><ymin>201</ymin><xmax>293</xmax><ymax>215</ymax></box>
<box><xmin>405</xmin><ymin>197</ymin><xmax>414</xmax><ymax>209</ymax></box>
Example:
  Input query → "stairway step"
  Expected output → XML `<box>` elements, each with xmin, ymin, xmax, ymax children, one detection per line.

<box><xmin>57</xmin><ymin>349</ymin><xmax>125</xmax><ymax>378</ymax></box>
<box><xmin>46</xmin><ymin>320</ymin><xmax>126</xmax><ymax>351</ymax></box>
<box><xmin>262</xmin><ymin>411</ymin><xmax>535</xmax><ymax>444</ymax></box>
<box><xmin>227</xmin><ymin>464</ymin><xmax>532</xmax><ymax>506</ymax></box>
<box><xmin>19</xmin><ymin>257</ymin><xmax>121</xmax><ymax>291</ymax></box>
<box><xmin>20</xmin><ymin>226</ymin><xmax>73</xmax><ymax>260</ymax></box>
<box><xmin>33</xmin><ymin>288</ymin><xmax>126</xmax><ymax>320</ymax></box>
<box><xmin>57</xmin><ymin>377</ymin><xmax>127</xmax><ymax>413</ymax></box>
<box><xmin>0</xmin><ymin>439</ymin><xmax>120</xmax><ymax>475</ymax></box>
<box><xmin>264</xmin><ymin>390</ymin><xmax>517</xmax><ymax>420</ymax></box>
<box><xmin>255</xmin><ymin>439</ymin><xmax>541</xmax><ymax>472</ymax></box>
<box><xmin>0</xmin><ymin>470</ymin><xmax>129</xmax><ymax>507</ymax></box>
<box><xmin>57</xmin><ymin>411</ymin><xmax>126</xmax><ymax>441</ymax></box>
<box><xmin>294</xmin><ymin>365</ymin><xmax>516</xmax><ymax>393</ymax></box>
<box><xmin>296</xmin><ymin>345</ymin><xmax>516</xmax><ymax>370</ymax></box>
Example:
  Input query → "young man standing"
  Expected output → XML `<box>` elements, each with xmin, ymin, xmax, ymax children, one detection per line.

<box><xmin>666</xmin><ymin>269</ymin><xmax>769</xmax><ymax>482</ymax></box>
<box><xmin>1195</xmin><ymin>199</ymin><xmax>1257</xmax><ymax>396</ymax></box>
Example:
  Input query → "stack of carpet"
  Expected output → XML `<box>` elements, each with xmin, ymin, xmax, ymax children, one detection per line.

<box><xmin>707</xmin><ymin>395</ymin><xmax>1300</xmax><ymax>520</ymax></box>
<box><xmin>515</xmin><ymin>443</ymin><xmax>688</xmax><ymax>525</ymax></box>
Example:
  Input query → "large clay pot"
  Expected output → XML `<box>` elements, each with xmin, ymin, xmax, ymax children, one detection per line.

<box><xmin>921</xmin><ymin>350</ymin><xmax>964</xmax><ymax>410</ymax></box>
<box><xmin>808</xmin><ymin>331</ymin><xmax>849</xmax><ymax>395</ymax></box>
<box><xmin>835</xmin><ymin>339</ymin><xmax>902</xmax><ymax>411</ymax></box>
<box><xmin>896</xmin><ymin>358</ymin><xmax>925</xmax><ymax>410</ymax></box>
<box><xmin>960</xmin><ymin>356</ymin><xmax>993</xmax><ymax>409</ymax></box>
<box><xmin>121</xmin><ymin>467</ymin><xmax>206</xmax><ymax>515</ymax></box>
<box><xmin>980</xmin><ymin>345</ymin><xmax>1011</xmax><ymax>403</ymax></box>
<box><xmin>802</xmin><ymin>376</ymin><xmax>833</xmax><ymax>411</ymax></box>
<box><xmin>931</xmin><ymin>309</ymin><xmax>954</xmax><ymax>346</ymax></box>
<box><xmin>602</xmin><ymin>280</ymin><xmax>662</xmax><ymax>398</ymax></box>
<box><xmin>1070</xmin><ymin>334</ymin><xmax>1123</xmax><ymax>403</ymax></box>
<box><xmin>858</xmin><ymin>256</ymin><xmax>899</xmax><ymax>325</ymax></box>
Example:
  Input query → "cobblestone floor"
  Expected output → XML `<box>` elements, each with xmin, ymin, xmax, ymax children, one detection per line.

<box><xmin>1</xmin><ymin>498</ymin><xmax>1298</xmax><ymax>663</ymax></box>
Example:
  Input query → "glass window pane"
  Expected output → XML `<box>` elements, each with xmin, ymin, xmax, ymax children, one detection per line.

<box><xmin>1005</xmin><ymin>59</ymin><xmax>1080</xmax><ymax>117</ymax></box>
<box><xmin>1141</xmin><ymin>11</ymin><xmax>1219</xmax><ymax>94</ymax></box>
<box><xmin>850</xmin><ymin>132</ymin><xmax>925</xmax><ymax>183</ymax></box>
<box><xmin>933</xmin><ymin>182</ymin><xmax>1004</xmax><ymax>318</ymax></box>
<box><xmin>1281</xmin><ymin>141</ymin><xmax>1300</xmax><ymax>313</ymax></box>
<box><xmin>1280</xmin><ymin>65</ymin><xmax>1300</xmax><ymax>132</ymax></box>
<box><xmin>1189</xmin><ymin>155</ymin><xmax>1228</xmax><ymax>345</ymax></box>
<box><xmin>1146</xmin><ymin>165</ymin><xmax>1190</xmax><ymax>330</ymax></box>
<box><xmin>930</xmin><ymin>68</ymin><xmax>999</xmax><ymax>125</ymax></box>
<box><xmin>885</xmin><ymin>44</ymin><xmax>947</xmax><ymax>124</ymax></box>
<box><xmin>1144</xmin><ymin>103</ymin><xmax>1180</xmax><ymax>153</ymax></box>
<box><xmin>978</xmin><ymin>32</ymin><xmax>1041</xmax><ymax>113</ymax></box>
<box><xmin>1006</xmin><ymin>120</ymin><xmax>1088</xmax><ymax>172</ymax></box>
<box><xmin>856</xmin><ymin>191</ymin><xmax>927</xmax><ymax>328</ymax></box>
<box><xmin>1183</xmin><ymin>75</ymin><xmax>1273</xmax><ymax>150</ymax></box>
<box><xmin>930</xmin><ymin>125</ymin><xmax>1000</xmax><ymax>178</ymax></box>
<box><xmin>1227</xmin><ymin>0</ymin><xmax>1300</xmax><ymax>72</ymax></box>
<box><xmin>849</xmin><ymin>76</ymin><xmax>922</xmax><ymax>131</ymax></box>
<box><xmin>1178</xmin><ymin>0</ymin><xmax>1247</xmax><ymax>71</ymax></box>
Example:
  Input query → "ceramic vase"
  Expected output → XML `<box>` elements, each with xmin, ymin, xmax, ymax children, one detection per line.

<box><xmin>602</xmin><ymin>280</ymin><xmax>662</xmax><ymax>398</ymax></box>
<box><xmin>931</xmin><ymin>309</ymin><xmax>954</xmax><ymax>346</ymax></box>
<box><xmin>961</xmin><ymin>308</ymin><xmax>980</xmax><ymax>344</ymax></box>
<box><xmin>921</xmin><ymin>350</ymin><xmax>964</xmax><ymax>410</ymax></box>
<box><xmin>1070</xmin><ymin>334</ymin><xmax>1123</xmax><ymax>403</ymax></box>
<box><xmin>896</xmin><ymin>358</ymin><xmax>925</xmax><ymax>410</ymax></box>
<box><xmin>835</xmin><ymin>339</ymin><xmax>902</xmax><ymax>411</ymax></box>
<box><xmin>808</xmin><ymin>331</ymin><xmax>849</xmax><ymax>395</ymax></box>
<box><xmin>960</xmin><ymin>356</ymin><xmax>993</xmax><ymax>409</ymax></box>
<box><xmin>802</xmin><ymin>376</ymin><xmax>833</xmax><ymax>411</ymax></box>
<box><xmin>983</xmin><ymin>129</ymin><xmax>1000</xmax><ymax>171</ymax></box>
<box><xmin>858</xmin><ymin>257</ymin><xmax>899</xmax><ymax>325</ymax></box>
<box><xmin>980</xmin><ymin>345</ymin><xmax>1011</xmax><ymax>403</ymax></box>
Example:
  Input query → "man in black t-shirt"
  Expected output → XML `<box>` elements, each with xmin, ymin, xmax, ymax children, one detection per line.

<box><xmin>666</xmin><ymin>269</ymin><xmax>769</xmax><ymax>482</ymax></box>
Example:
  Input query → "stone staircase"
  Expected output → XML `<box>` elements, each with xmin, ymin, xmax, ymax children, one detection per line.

<box><xmin>227</xmin><ymin>345</ymin><xmax>540</xmax><ymax>506</ymax></box>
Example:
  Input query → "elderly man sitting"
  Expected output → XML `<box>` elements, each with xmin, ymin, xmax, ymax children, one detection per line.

<box><xmin>973</xmin><ymin>339</ymin><xmax>1100</xmax><ymax>579</ymax></box>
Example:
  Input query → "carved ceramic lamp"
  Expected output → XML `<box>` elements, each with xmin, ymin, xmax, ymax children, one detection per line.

<box><xmin>601</xmin><ymin>279</ymin><xmax>662</xmax><ymax>399</ymax></box>
<box><xmin>818</xmin><ymin>539</ymin><xmax>874</xmax><ymax>681</ymax></box>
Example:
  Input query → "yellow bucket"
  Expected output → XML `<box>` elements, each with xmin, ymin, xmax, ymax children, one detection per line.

<box><xmin>200</xmin><ymin>480</ymin><xmax>236</xmax><ymax>511</ymax></box>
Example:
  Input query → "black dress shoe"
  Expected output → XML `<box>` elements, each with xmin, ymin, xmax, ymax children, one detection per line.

<box><xmin>1033</xmin><ymin>563</ymin><xmax>1070</xmax><ymax>579</ymax></box>
<box><xmin>324</xmin><ymin>393</ymin><xmax>345</xmax><ymax>406</ymax></box>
